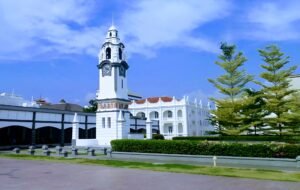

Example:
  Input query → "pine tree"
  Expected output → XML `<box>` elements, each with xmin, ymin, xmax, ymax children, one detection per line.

<box><xmin>283</xmin><ymin>92</ymin><xmax>300</xmax><ymax>134</ymax></box>
<box><xmin>209</xmin><ymin>43</ymin><xmax>253</xmax><ymax>135</ymax></box>
<box><xmin>240</xmin><ymin>89</ymin><xmax>267</xmax><ymax>135</ymax></box>
<box><xmin>259</xmin><ymin>45</ymin><xmax>298</xmax><ymax>136</ymax></box>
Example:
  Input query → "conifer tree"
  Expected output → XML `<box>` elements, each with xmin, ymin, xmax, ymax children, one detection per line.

<box><xmin>240</xmin><ymin>89</ymin><xmax>267</xmax><ymax>135</ymax></box>
<box><xmin>209</xmin><ymin>43</ymin><xmax>253</xmax><ymax>135</ymax></box>
<box><xmin>283</xmin><ymin>92</ymin><xmax>300</xmax><ymax>134</ymax></box>
<box><xmin>258</xmin><ymin>45</ymin><xmax>298</xmax><ymax>136</ymax></box>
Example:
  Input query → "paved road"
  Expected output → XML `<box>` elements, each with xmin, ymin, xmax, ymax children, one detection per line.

<box><xmin>0</xmin><ymin>158</ymin><xmax>299</xmax><ymax>190</ymax></box>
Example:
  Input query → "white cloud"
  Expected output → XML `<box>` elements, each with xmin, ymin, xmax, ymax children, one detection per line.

<box><xmin>0</xmin><ymin>0</ymin><xmax>105</xmax><ymax>60</ymax></box>
<box><xmin>245</xmin><ymin>0</ymin><xmax>300</xmax><ymax>41</ymax></box>
<box><xmin>0</xmin><ymin>0</ymin><xmax>233</xmax><ymax>61</ymax></box>
<box><xmin>119</xmin><ymin>0</ymin><xmax>232</xmax><ymax>57</ymax></box>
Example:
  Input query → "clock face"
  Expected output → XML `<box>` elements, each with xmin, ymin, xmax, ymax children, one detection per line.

<box><xmin>102</xmin><ymin>64</ymin><xmax>111</xmax><ymax>76</ymax></box>
<box><xmin>119</xmin><ymin>66</ymin><xmax>125</xmax><ymax>77</ymax></box>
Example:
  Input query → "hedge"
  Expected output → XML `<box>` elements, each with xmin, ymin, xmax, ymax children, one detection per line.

<box><xmin>152</xmin><ymin>134</ymin><xmax>164</xmax><ymax>140</ymax></box>
<box><xmin>172</xmin><ymin>135</ymin><xmax>300</xmax><ymax>143</ymax></box>
<box><xmin>111</xmin><ymin>139</ymin><xmax>300</xmax><ymax>158</ymax></box>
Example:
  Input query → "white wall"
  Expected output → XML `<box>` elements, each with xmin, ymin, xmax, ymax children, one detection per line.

<box><xmin>129</xmin><ymin>97</ymin><xmax>215</xmax><ymax>138</ymax></box>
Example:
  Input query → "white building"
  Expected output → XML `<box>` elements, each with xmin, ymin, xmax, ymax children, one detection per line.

<box><xmin>0</xmin><ymin>92</ymin><xmax>38</xmax><ymax>107</ymax></box>
<box><xmin>129</xmin><ymin>96</ymin><xmax>213</xmax><ymax>139</ymax></box>
<box><xmin>290</xmin><ymin>75</ymin><xmax>300</xmax><ymax>90</ymax></box>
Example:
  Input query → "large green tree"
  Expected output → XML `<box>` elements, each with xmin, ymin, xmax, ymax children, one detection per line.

<box><xmin>240</xmin><ymin>88</ymin><xmax>267</xmax><ymax>135</ymax></box>
<box><xmin>209</xmin><ymin>43</ymin><xmax>253</xmax><ymax>135</ymax></box>
<box><xmin>259</xmin><ymin>45</ymin><xmax>298</xmax><ymax>136</ymax></box>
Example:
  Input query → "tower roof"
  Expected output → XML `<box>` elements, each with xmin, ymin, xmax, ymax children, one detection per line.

<box><xmin>109</xmin><ymin>25</ymin><xmax>117</xmax><ymax>31</ymax></box>
<box><xmin>105</xmin><ymin>24</ymin><xmax>120</xmax><ymax>43</ymax></box>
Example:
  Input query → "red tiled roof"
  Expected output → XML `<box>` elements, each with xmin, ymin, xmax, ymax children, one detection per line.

<box><xmin>160</xmin><ymin>96</ymin><xmax>173</xmax><ymax>102</ymax></box>
<box><xmin>147</xmin><ymin>97</ymin><xmax>160</xmax><ymax>103</ymax></box>
<box><xmin>135</xmin><ymin>99</ymin><xmax>146</xmax><ymax>104</ymax></box>
<box><xmin>134</xmin><ymin>96</ymin><xmax>173</xmax><ymax>104</ymax></box>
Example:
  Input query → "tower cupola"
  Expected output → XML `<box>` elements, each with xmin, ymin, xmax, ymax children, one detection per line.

<box><xmin>97</xmin><ymin>24</ymin><xmax>129</xmax><ymax>101</ymax></box>
<box><xmin>99</xmin><ymin>24</ymin><xmax>126</xmax><ymax>63</ymax></box>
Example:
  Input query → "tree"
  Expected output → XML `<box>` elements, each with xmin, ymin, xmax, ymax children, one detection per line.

<box><xmin>83</xmin><ymin>99</ymin><xmax>98</xmax><ymax>113</ymax></box>
<box><xmin>258</xmin><ymin>45</ymin><xmax>298</xmax><ymax>136</ymax></box>
<box><xmin>283</xmin><ymin>92</ymin><xmax>300</xmax><ymax>134</ymax></box>
<box><xmin>208</xmin><ymin>43</ymin><xmax>253</xmax><ymax>135</ymax></box>
<box><xmin>240</xmin><ymin>88</ymin><xmax>267</xmax><ymax>135</ymax></box>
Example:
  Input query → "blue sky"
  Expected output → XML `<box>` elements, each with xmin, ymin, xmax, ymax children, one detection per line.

<box><xmin>0</xmin><ymin>0</ymin><xmax>300</xmax><ymax>106</ymax></box>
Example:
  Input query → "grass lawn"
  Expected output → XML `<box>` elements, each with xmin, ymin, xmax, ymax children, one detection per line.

<box><xmin>0</xmin><ymin>153</ymin><xmax>300</xmax><ymax>182</ymax></box>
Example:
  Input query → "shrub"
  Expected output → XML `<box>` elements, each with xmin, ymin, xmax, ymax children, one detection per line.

<box><xmin>172</xmin><ymin>135</ymin><xmax>300</xmax><ymax>143</ymax></box>
<box><xmin>111</xmin><ymin>139</ymin><xmax>300</xmax><ymax>158</ymax></box>
<box><xmin>152</xmin><ymin>134</ymin><xmax>164</xmax><ymax>140</ymax></box>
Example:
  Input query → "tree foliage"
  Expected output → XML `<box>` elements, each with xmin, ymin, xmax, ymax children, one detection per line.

<box><xmin>259</xmin><ymin>45</ymin><xmax>298</xmax><ymax>136</ymax></box>
<box><xmin>240</xmin><ymin>89</ymin><xmax>268</xmax><ymax>135</ymax></box>
<box><xmin>208</xmin><ymin>43</ymin><xmax>253</xmax><ymax>135</ymax></box>
<box><xmin>282</xmin><ymin>92</ymin><xmax>300</xmax><ymax>134</ymax></box>
<box><xmin>83</xmin><ymin>99</ymin><xmax>98</xmax><ymax>113</ymax></box>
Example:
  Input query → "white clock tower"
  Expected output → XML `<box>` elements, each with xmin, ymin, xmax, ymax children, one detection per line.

<box><xmin>96</xmin><ymin>25</ymin><xmax>131</xmax><ymax>146</ymax></box>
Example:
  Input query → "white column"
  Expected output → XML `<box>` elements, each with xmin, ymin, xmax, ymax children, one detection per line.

<box><xmin>72</xmin><ymin>113</ymin><xmax>79</xmax><ymax>146</ymax></box>
<box><xmin>183</xmin><ymin>106</ymin><xmax>188</xmax><ymax>136</ymax></box>
<box><xmin>146</xmin><ymin>117</ymin><xmax>153</xmax><ymax>139</ymax></box>
<box><xmin>117</xmin><ymin>110</ymin><xmax>125</xmax><ymax>139</ymax></box>
<box><xmin>159</xmin><ymin>108</ymin><xmax>163</xmax><ymax>135</ymax></box>
<box><xmin>173</xmin><ymin>121</ymin><xmax>177</xmax><ymax>137</ymax></box>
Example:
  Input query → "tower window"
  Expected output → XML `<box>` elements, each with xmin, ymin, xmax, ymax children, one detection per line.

<box><xmin>109</xmin><ymin>32</ymin><xmax>112</xmax><ymax>37</ymax></box>
<box><xmin>106</xmin><ymin>47</ymin><xmax>111</xmax><ymax>59</ymax></box>
<box><xmin>119</xmin><ymin>48</ymin><xmax>122</xmax><ymax>59</ymax></box>
<box><xmin>116</xmin><ymin>31</ymin><xmax>118</xmax><ymax>37</ymax></box>
<box><xmin>108</xmin><ymin>117</ymin><xmax>111</xmax><ymax>128</ymax></box>
<box><xmin>102</xmin><ymin>118</ymin><xmax>105</xmax><ymax>128</ymax></box>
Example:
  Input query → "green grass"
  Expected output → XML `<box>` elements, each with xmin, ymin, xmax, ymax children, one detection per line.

<box><xmin>1</xmin><ymin>153</ymin><xmax>300</xmax><ymax>182</ymax></box>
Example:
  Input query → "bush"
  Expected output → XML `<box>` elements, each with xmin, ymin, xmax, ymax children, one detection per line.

<box><xmin>172</xmin><ymin>135</ymin><xmax>300</xmax><ymax>143</ymax></box>
<box><xmin>111</xmin><ymin>139</ymin><xmax>300</xmax><ymax>158</ymax></box>
<box><xmin>152</xmin><ymin>134</ymin><xmax>164</xmax><ymax>140</ymax></box>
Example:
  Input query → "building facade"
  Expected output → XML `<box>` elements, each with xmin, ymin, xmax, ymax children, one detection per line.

<box><xmin>0</xmin><ymin>104</ymin><xmax>96</xmax><ymax>147</ymax></box>
<box><xmin>129</xmin><ymin>96</ymin><xmax>213</xmax><ymax>139</ymax></box>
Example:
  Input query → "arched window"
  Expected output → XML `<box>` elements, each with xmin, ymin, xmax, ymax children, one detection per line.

<box><xmin>167</xmin><ymin>111</ymin><xmax>173</xmax><ymax>118</ymax></box>
<box><xmin>163</xmin><ymin>110</ymin><xmax>173</xmax><ymax>118</ymax></box>
<box><xmin>109</xmin><ymin>32</ymin><xmax>112</xmax><ymax>37</ymax></box>
<box><xmin>106</xmin><ymin>47</ymin><xmax>111</xmax><ymax>59</ymax></box>
<box><xmin>177</xmin><ymin>110</ymin><xmax>182</xmax><ymax>117</ymax></box>
<box><xmin>119</xmin><ymin>48</ymin><xmax>122</xmax><ymax>60</ymax></box>
<box><xmin>150</xmin><ymin>111</ymin><xmax>159</xmax><ymax>119</ymax></box>
<box><xmin>136</xmin><ymin>112</ymin><xmax>146</xmax><ymax>118</ymax></box>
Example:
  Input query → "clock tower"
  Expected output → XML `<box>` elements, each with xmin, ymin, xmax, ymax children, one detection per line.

<box><xmin>96</xmin><ymin>25</ymin><xmax>131</xmax><ymax>146</ymax></box>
